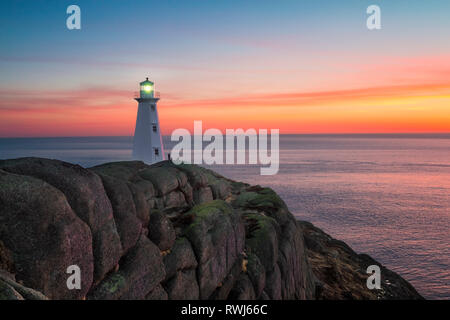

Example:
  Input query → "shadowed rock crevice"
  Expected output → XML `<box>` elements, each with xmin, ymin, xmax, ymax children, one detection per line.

<box><xmin>0</xmin><ymin>158</ymin><xmax>423</xmax><ymax>300</ymax></box>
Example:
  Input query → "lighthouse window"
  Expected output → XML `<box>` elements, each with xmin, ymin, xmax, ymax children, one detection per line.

<box><xmin>154</xmin><ymin>148</ymin><xmax>159</xmax><ymax>156</ymax></box>
<box><xmin>152</xmin><ymin>124</ymin><xmax>157</xmax><ymax>132</ymax></box>
<box><xmin>151</xmin><ymin>105</ymin><xmax>155</xmax><ymax>111</ymax></box>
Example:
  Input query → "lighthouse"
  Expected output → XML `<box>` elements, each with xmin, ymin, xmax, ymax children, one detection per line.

<box><xmin>132</xmin><ymin>77</ymin><xmax>164</xmax><ymax>164</ymax></box>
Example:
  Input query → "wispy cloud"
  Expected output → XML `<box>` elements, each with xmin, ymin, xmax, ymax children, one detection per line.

<box><xmin>1</xmin><ymin>81</ymin><xmax>448</xmax><ymax>137</ymax></box>
<box><xmin>162</xmin><ymin>83</ymin><xmax>450</xmax><ymax>108</ymax></box>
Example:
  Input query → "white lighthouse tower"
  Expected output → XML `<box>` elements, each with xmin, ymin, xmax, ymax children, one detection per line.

<box><xmin>132</xmin><ymin>77</ymin><xmax>164</xmax><ymax>164</ymax></box>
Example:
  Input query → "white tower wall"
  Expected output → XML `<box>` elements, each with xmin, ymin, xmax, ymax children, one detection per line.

<box><xmin>132</xmin><ymin>97</ymin><xmax>164</xmax><ymax>164</ymax></box>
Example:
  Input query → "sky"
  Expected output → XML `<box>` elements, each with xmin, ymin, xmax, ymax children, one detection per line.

<box><xmin>0</xmin><ymin>0</ymin><xmax>449</xmax><ymax>137</ymax></box>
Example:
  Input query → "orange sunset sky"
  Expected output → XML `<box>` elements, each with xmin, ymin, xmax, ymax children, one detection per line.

<box><xmin>1</xmin><ymin>1</ymin><xmax>449</xmax><ymax>137</ymax></box>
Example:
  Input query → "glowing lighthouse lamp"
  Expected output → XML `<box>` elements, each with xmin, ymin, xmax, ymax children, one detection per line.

<box><xmin>132</xmin><ymin>77</ymin><xmax>164</xmax><ymax>164</ymax></box>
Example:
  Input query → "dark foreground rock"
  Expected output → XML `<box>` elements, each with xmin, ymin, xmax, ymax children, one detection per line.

<box><xmin>298</xmin><ymin>221</ymin><xmax>423</xmax><ymax>300</ymax></box>
<box><xmin>0</xmin><ymin>157</ymin><xmax>423</xmax><ymax>300</ymax></box>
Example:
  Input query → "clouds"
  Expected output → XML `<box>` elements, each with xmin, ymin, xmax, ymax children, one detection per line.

<box><xmin>1</xmin><ymin>80</ymin><xmax>448</xmax><ymax>137</ymax></box>
<box><xmin>0</xmin><ymin>1</ymin><xmax>449</xmax><ymax>136</ymax></box>
<box><xmin>0</xmin><ymin>87</ymin><xmax>131</xmax><ymax>111</ymax></box>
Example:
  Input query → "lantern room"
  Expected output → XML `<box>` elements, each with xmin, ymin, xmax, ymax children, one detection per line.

<box><xmin>139</xmin><ymin>77</ymin><xmax>154</xmax><ymax>98</ymax></box>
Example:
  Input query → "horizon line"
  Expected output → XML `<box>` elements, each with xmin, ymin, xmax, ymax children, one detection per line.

<box><xmin>1</xmin><ymin>132</ymin><xmax>450</xmax><ymax>139</ymax></box>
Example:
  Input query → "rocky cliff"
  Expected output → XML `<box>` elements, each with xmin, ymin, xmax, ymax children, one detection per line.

<box><xmin>0</xmin><ymin>158</ymin><xmax>422</xmax><ymax>300</ymax></box>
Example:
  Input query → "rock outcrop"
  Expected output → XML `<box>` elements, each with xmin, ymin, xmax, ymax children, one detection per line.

<box><xmin>0</xmin><ymin>157</ymin><xmax>423</xmax><ymax>300</ymax></box>
<box><xmin>298</xmin><ymin>221</ymin><xmax>423</xmax><ymax>300</ymax></box>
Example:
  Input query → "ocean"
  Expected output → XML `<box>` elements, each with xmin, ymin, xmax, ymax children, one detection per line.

<box><xmin>0</xmin><ymin>134</ymin><xmax>449</xmax><ymax>299</ymax></box>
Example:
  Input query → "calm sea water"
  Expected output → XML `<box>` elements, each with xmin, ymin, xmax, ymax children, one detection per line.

<box><xmin>0</xmin><ymin>134</ymin><xmax>449</xmax><ymax>299</ymax></box>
